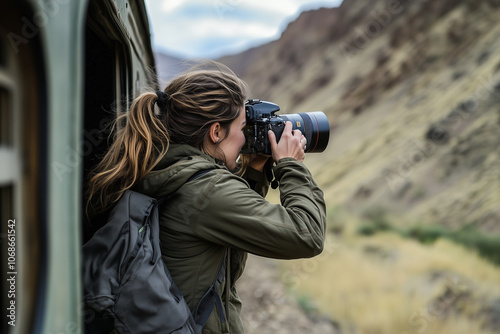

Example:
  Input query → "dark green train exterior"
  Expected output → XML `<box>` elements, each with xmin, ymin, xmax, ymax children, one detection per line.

<box><xmin>0</xmin><ymin>1</ymin><xmax>157</xmax><ymax>332</ymax></box>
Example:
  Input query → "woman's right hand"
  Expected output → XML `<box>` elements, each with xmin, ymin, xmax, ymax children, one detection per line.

<box><xmin>268</xmin><ymin>121</ymin><xmax>306</xmax><ymax>163</ymax></box>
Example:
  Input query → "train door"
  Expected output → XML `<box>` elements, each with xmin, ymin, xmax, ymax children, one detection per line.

<box><xmin>81</xmin><ymin>0</ymin><xmax>132</xmax><ymax>240</ymax></box>
<box><xmin>0</xmin><ymin>1</ymin><xmax>156</xmax><ymax>332</ymax></box>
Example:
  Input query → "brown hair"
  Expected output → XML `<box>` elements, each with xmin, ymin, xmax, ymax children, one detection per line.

<box><xmin>86</xmin><ymin>61</ymin><xmax>249</xmax><ymax>214</ymax></box>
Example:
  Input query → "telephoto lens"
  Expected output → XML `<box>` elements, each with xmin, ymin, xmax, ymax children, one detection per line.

<box><xmin>243</xmin><ymin>99</ymin><xmax>330</xmax><ymax>155</ymax></box>
<box><xmin>277</xmin><ymin>112</ymin><xmax>330</xmax><ymax>153</ymax></box>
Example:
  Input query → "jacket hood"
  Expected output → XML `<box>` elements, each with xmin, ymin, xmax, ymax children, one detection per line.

<box><xmin>133</xmin><ymin>144</ymin><xmax>225</xmax><ymax>198</ymax></box>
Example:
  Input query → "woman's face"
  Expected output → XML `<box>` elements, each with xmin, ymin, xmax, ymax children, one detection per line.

<box><xmin>219</xmin><ymin>107</ymin><xmax>247</xmax><ymax>171</ymax></box>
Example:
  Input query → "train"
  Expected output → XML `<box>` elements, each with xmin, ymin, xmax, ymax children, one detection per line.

<box><xmin>0</xmin><ymin>0</ymin><xmax>157</xmax><ymax>333</ymax></box>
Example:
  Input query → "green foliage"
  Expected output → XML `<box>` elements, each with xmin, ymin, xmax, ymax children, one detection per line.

<box><xmin>402</xmin><ymin>224</ymin><xmax>448</xmax><ymax>244</ymax></box>
<box><xmin>357</xmin><ymin>208</ymin><xmax>391</xmax><ymax>236</ymax></box>
<box><xmin>450</xmin><ymin>226</ymin><xmax>500</xmax><ymax>265</ymax></box>
<box><xmin>403</xmin><ymin>224</ymin><xmax>500</xmax><ymax>265</ymax></box>
<box><xmin>357</xmin><ymin>224</ymin><xmax>378</xmax><ymax>236</ymax></box>
<box><xmin>296</xmin><ymin>293</ymin><xmax>319</xmax><ymax>315</ymax></box>
<box><xmin>405</xmin><ymin>225</ymin><xmax>500</xmax><ymax>265</ymax></box>
<box><xmin>355</xmin><ymin>215</ymin><xmax>500</xmax><ymax>265</ymax></box>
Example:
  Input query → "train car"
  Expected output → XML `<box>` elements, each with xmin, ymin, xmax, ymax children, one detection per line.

<box><xmin>0</xmin><ymin>0</ymin><xmax>157</xmax><ymax>332</ymax></box>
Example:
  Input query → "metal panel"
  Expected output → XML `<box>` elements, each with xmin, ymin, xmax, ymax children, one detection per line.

<box><xmin>0</xmin><ymin>1</ymin><xmax>157</xmax><ymax>332</ymax></box>
<box><xmin>39</xmin><ymin>0</ymin><xmax>88</xmax><ymax>332</ymax></box>
<box><xmin>0</xmin><ymin>150</ymin><xmax>18</xmax><ymax>186</ymax></box>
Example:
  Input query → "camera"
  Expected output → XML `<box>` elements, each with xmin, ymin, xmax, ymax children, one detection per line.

<box><xmin>241</xmin><ymin>99</ymin><xmax>330</xmax><ymax>155</ymax></box>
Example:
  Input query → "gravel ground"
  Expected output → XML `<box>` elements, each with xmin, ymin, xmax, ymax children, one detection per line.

<box><xmin>236</xmin><ymin>254</ymin><xmax>341</xmax><ymax>334</ymax></box>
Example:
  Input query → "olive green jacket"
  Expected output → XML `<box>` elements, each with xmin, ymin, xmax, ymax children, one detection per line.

<box><xmin>134</xmin><ymin>144</ymin><xmax>326</xmax><ymax>333</ymax></box>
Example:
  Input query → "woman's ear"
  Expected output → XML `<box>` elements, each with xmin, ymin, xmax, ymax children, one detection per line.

<box><xmin>209</xmin><ymin>122</ymin><xmax>222</xmax><ymax>144</ymax></box>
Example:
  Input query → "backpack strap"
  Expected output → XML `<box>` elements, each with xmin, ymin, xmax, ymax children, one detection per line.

<box><xmin>157</xmin><ymin>168</ymin><xmax>229</xmax><ymax>330</ymax></box>
<box><xmin>224</xmin><ymin>248</ymin><xmax>231</xmax><ymax>333</ymax></box>
<box><xmin>192</xmin><ymin>248</ymin><xmax>228</xmax><ymax>331</ymax></box>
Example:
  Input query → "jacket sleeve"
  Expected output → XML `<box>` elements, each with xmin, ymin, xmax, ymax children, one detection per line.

<box><xmin>192</xmin><ymin>158</ymin><xmax>326</xmax><ymax>259</ymax></box>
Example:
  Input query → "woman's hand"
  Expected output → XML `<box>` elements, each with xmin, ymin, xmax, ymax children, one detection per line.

<box><xmin>268</xmin><ymin>121</ymin><xmax>306</xmax><ymax>163</ymax></box>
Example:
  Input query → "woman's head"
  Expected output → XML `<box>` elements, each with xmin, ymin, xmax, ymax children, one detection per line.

<box><xmin>161</xmin><ymin>65</ymin><xmax>248</xmax><ymax>152</ymax></box>
<box><xmin>87</xmin><ymin>61</ymin><xmax>249</xmax><ymax>213</ymax></box>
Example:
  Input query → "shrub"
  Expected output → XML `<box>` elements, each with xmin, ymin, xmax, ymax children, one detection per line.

<box><xmin>401</xmin><ymin>224</ymin><xmax>500</xmax><ymax>265</ymax></box>
<box><xmin>450</xmin><ymin>227</ymin><xmax>500</xmax><ymax>265</ymax></box>
<box><xmin>403</xmin><ymin>224</ymin><xmax>448</xmax><ymax>244</ymax></box>
<box><xmin>357</xmin><ymin>208</ymin><xmax>391</xmax><ymax>236</ymax></box>
<box><xmin>357</xmin><ymin>223</ymin><xmax>378</xmax><ymax>236</ymax></box>
<box><xmin>353</xmin><ymin>212</ymin><xmax>500</xmax><ymax>266</ymax></box>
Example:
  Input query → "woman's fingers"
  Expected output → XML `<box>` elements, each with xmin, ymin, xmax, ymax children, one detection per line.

<box><xmin>269</xmin><ymin>122</ymin><xmax>306</xmax><ymax>163</ymax></box>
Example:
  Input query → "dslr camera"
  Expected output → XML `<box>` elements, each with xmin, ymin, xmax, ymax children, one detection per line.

<box><xmin>241</xmin><ymin>99</ymin><xmax>330</xmax><ymax>155</ymax></box>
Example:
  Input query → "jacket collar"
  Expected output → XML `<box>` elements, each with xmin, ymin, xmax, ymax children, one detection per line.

<box><xmin>133</xmin><ymin>144</ymin><xmax>224</xmax><ymax>198</ymax></box>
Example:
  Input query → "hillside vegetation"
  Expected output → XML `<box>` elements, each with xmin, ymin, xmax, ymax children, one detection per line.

<box><xmin>220</xmin><ymin>0</ymin><xmax>500</xmax><ymax>332</ymax></box>
<box><xmin>221</xmin><ymin>0</ymin><xmax>500</xmax><ymax>233</ymax></box>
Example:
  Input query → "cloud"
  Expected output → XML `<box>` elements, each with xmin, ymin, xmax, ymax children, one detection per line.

<box><xmin>160</xmin><ymin>0</ymin><xmax>186</xmax><ymax>12</ymax></box>
<box><xmin>145</xmin><ymin>0</ymin><xmax>342</xmax><ymax>58</ymax></box>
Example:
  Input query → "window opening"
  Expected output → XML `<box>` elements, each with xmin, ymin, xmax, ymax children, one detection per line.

<box><xmin>0</xmin><ymin>86</ymin><xmax>12</xmax><ymax>145</ymax></box>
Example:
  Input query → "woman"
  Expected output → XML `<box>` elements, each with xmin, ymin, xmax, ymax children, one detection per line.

<box><xmin>86</xmin><ymin>62</ymin><xmax>326</xmax><ymax>333</ymax></box>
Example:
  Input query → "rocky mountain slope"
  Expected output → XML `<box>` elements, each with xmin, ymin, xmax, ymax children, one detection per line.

<box><xmin>153</xmin><ymin>1</ymin><xmax>500</xmax><ymax>331</ymax></box>
<box><xmin>220</xmin><ymin>0</ymin><xmax>500</xmax><ymax>233</ymax></box>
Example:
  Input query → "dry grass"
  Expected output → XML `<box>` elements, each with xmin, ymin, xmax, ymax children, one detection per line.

<box><xmin>243</xmin><ymin>2</ymin><xmax>500</xmax><ymax>332</ymax></box>
<box><xmin>279</xmin><ymin>214</ymin><xmax>500</xmax><ymax>334</ymax></box>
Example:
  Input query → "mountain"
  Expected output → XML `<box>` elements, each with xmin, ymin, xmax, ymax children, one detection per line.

<box><xmin>220</xmin><ymin>0</ymin><xmax>500</xmax><ymax>234</ymax></box>
<box><xmin>151</xmin><ymin>2</ymin><xmax>500</xmax><ymax>332</ymax></box>
<box><xmin>219</xmin><ymin>1</ymin><xmax>500</xmax><ymax>333</ymax></box>
<box><xmin>154</xmin><ymin>52</ymin><xmax>189</xmax><ymax>85</ymax></box>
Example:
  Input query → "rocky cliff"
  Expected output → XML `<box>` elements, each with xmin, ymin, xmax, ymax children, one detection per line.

<box><xmin>220</xmin><ymin>0</ymin><xmax>500</xmax><ymax>233</ymax></box>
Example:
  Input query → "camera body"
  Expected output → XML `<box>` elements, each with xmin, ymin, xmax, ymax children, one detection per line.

<box><xmin>242</xmin><ymin>99</ymin><xmax>330</xmax><ymax>155</ymax></box>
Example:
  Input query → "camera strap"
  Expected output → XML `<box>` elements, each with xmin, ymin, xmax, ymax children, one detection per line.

<box><xmin>264</xmin><ymin>159</ymin><xmax>279</xmax><ymax>189</ymax></box>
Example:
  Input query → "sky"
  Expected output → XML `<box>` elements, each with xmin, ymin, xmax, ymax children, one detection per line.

<box><xmin>144</xmin><ymin>0</ymin><xmax>343</xmax><ymax>59</ymax></box>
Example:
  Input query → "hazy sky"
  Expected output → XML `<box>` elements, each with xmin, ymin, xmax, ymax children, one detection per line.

<box><xmin>144</xmin><ymin>0</ymin><xmax>343</xmax><ymax>59</ymax></box>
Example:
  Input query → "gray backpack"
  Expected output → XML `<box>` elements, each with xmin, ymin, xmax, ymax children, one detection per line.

<box><xmin>82</xmin><ymin>171</ymin><xmax>226</xmax><ymax>334</ymax></box>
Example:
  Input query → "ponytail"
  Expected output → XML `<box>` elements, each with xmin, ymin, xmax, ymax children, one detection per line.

<box><xmin>86</xmin><ymin>91</ymin><xmax>170</xmax><ymax>214</ymax></box>
<box><xmin>86</xmin><ymin>61</ymin><xmax>249</xmax><ymax>216</ymax></box>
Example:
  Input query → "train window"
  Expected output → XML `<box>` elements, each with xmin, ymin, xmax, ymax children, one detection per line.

<box><xmin>1</xmin><ymin>3</ymin><xmax>45</xmax><ymax>332</ymax></box>
<box><xmin>0</xmin><ymin>185</ymin><xmax>14</xmax><ymax>224</ymax></box>
<box><xmin>82</xmin><ymin>0</ymin><xmax>132</xmax><ymax>241</ymax></box>
<box><xmin>118</xmin><ymin>48</ymin><xmax>129</xmax><ymax>108</ymax></box>
<box><xmin>81</xmin><ymin>25</ymin><xmax>116</xmax><ymax>241</ymax></box>
<box><xmin>0</xmin><ymin>184</ymin><xmax>13</xmax><ymax>334</ymax></box>
<box><xmin>0</xmin><ymin>28</ymin><xmax>21</xmax><ymax>334</ymax></box>
<box><xmin>0</xmin><ymin>42</ymin><xmax>5</xmax><ymax>67</ymax></box>
<box><xmin>0</xmin><ymin>86</ymin><xmax>12</xmax><ymax>145</ymax></box>
<box><xmin>83</xmin><ymin>25</ymin><xmax>115</xmax><ymax>177</ymax></box>
<box><xmin>0</xmin><ymin>81</ymin><xmax>14</xmax><ymax>334</ymax></box>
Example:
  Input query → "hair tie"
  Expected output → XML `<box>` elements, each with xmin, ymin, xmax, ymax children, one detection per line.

<box><xmin>155</xmin><ymin>90</ymin><xmax>169</xmax><ymax>112</ymax></box>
